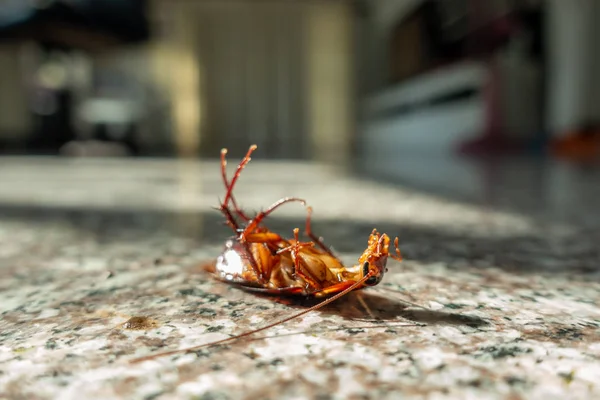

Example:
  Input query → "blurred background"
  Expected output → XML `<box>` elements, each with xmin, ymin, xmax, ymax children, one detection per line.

<box><xmin>0</xmin><ymin>0</ymin><xmax>599</xmax><ymax>222</ymax></box>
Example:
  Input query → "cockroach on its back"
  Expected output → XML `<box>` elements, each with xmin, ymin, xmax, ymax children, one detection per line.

<box><xmin>130</xmin><ymin>145</ymin><xmax>403</xmax><ymax>363</ymax></box>
<box><xmin>210</xmin><ymin>145</ymin><xmax>402</xmax><ymax>298</ymax></box>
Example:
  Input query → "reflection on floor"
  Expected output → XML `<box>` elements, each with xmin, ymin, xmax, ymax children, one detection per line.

<box><xmin>358</xmin><ymin>152</ymin><xmax>600</xmax><ymax>227</ymax></box>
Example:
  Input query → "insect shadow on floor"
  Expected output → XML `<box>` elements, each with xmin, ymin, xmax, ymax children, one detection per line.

<box><xmin>243</xmin><ymin>286</ymin><xmax>490</xmax><ymax>329</ymax></box>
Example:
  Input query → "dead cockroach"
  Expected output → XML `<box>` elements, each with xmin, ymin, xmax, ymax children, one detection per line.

<box><xmin>130</xmin><ymin>145</ymin><xmax>403</xmax><ymax>363</ymax></box>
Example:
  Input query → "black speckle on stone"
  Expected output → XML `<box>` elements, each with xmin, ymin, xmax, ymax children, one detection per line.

<box><xmin>210</xmin><ymin>363</ymin><xmax>224</xmax><ymax>371</ymax></box>
<box><xmin>230</xmin><ymin>310</ymin><xmax>244</xmax><ymax>318</ymax></box>
<box><xmin>198</xmin><ymin>308</ymin><xmax>217</xmax><ymax>317</ymax></box>
<box><xmin>59</xmin><ymin>300</ymin><xmax>86</xmax><ymax>307</ymax></box>
<box><xmin>255</xmin><ymin>305</ymin><xmax>270</xmax><ymax>311</ymax></box>
<box><xmin>144</xmin><ymin>391</ymin><xmax>164</xmax><ymax>400</ymax></box>
<box><xmin>345</xmin><ymin>328</ymin><xmax>365</xmax><ymax>335</ymax></box>
<box><xmin>45</xmin><ymin>339</ymin><xmax>57</xmax><ymax>350</ymax></box>
<box><xmin>198</xmin><ymin>391</ymin><xmax>230</xmax><ymax>400</ymax></box>
<box><xmin>179</xmin><ymin>288</ymin><xmax>201</xmax><ymax>296</ymax></box>
<box><xmin>86</xmin><ymin>287</ymin><xmax>120</xmax><ymax>297</ymax></box>
<box><xmin>444</xmin><ymin>303</ymin><xmax>465</xmax><ymax>310</ymax></box>
<box><xmin>270</xmin><ymin>358</ymin><xmax>284</xmax><ymax>366</ymax></box>
<box><xmin>477</xmin><ymin>345</ymin><xmax>532</xmax><ymax>359</ymax></box>
<box><xmin>505</xmin><ymin>376</ymin><xmax>527</xmax><ymax>386</ymax></box>
<box><xmin>519</xmin><ymin>295</ymin><xmax>538</xmax><ymax>303</ymax></box>
<box><xmin>465</xmin><ymin>378</ymin><xmax>481</xmax><ymax>387</ymax></box>
<box><xmin>222</xmin><ymin>301</ymin><xmax>244</xmax><ymax>309</ymax></box>
<box><xmin>555</xmin><ymin>327</ymin><xmax>584</xmax><ymax>340</ymax></box>
<box><xmin>324</xmin><ymin>360</ymin><xmax>347</xmax><ymax>368</ymax></box>
<box><xmin>178</xmin><ymin>289</ymin><xmax>222</xmax><ymax>303</ymax></box>
<box><xmin>457</xmin><ymin>314</ymin><xmax>489</xmax><ymax>328</ymax></box>
<box><xmin>206</xmin><ymin>325</ymin><xmax>224</xmax><ymax>333</ymax></box>
<box><xmin>191</xmin><ymin>349</ymin><xmax>212</xmax><ymax>359</ymax></box>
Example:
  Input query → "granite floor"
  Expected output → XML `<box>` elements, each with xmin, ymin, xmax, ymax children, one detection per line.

<box><xmin>0</xmin><ymin>156</ymin><xmax>599</xmax><ymax>400</ymax></box>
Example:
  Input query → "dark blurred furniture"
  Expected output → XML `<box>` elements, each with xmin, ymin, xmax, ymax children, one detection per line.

<box><xmin>0</xmin><ymin>0</ymin><xmax>150</xmax><ymax>51</ymax></box>
<box><xmin>0</xmin><ymin>0</ymin><xmax>150</xmax><ymax>155</ymax></box>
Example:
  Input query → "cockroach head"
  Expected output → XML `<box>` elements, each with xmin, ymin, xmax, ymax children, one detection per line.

<box><xmin>358</xmin><ymin>229</ymin><xmax>402</xmax><ymax>287</ymax></box>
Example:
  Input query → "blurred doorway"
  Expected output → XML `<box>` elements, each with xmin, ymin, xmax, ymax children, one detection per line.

<box><xmin>195</xmin><ymin>2</ymin><xmax>307</xmax><ymax>159</ymax></box>
<box><xmin>152</xmin><ymin>0</ymin><xmax>355</xmax><ymax>162</ymax></box>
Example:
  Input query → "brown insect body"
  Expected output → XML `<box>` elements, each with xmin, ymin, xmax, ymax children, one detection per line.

<box><xmin>210</xmin><ymin>145</ymin><xmax>402</xmax><ymax>298</ymax></box>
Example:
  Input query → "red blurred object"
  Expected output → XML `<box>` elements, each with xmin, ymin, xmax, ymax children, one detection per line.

<box><xmin>551</xmin><ymin>126</ymin><xmax>600</xmax><ymax>162</ymax></box>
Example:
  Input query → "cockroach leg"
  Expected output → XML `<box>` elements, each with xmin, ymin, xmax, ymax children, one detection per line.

<box><xmin>276</xmin><ymin>228</ymin><xmax>321</xmax><ymax>289</ymax></box>
<box><xmin>304</xmin><ymin>206</ymin><xmax>336</xmax><ymax>257</ymax></box>
<box><xmin>390</xmin><ymin>237</ymin><xmax>403</xmax><ymax>262</ymax></box>
<box><xmin>240</xmin><ymin>197</ymin><xmax>306</xmax><ymax>241</ymax></box>
<box><xmin>218</xmin><ymin>198</ymin><xmax>241</xmax><ymax>232</ymax></box>
<box><xmin>304</xmin><ymin>280</ymin><xmax>360</xmax><ymax>298</ymax></box>
<box><xmin>220</xmin><ymin>148</ymin><xmax>250</xmax><ymax>222</ymax></box>
<box><xmin>275</xmin><ymin>228</ymin><xmax>314</xmax><ymax>256</ymax></box>
<box><xmin>221</xmin><ymin>145</ymin><xmax>256</xmax><ymax>207</ymax></box>
<box><xmin>129</xmin><ymin>272</ymin><xmax>376</xmax><ymax>364</ymax></box>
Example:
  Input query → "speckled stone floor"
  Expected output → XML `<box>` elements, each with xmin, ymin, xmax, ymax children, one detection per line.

<box><xmin>0</xmin><ymin>157</ymin><xmax>599</xmax><ymax>400</ymax></box>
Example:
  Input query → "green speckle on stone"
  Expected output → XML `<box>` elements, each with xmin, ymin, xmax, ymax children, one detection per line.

<box><xmin>45</xmin><ymin>339</ymin><xmax>57</xmax><ymax>350</ymax></box>
<box><xmin>13</xmin><ymin>347</ymin><xmax>30</xmax><ymax>353</ymax></box>
<box><xmin>559</xmin><ymin>370</ymin><xmax>575</xmax><ymax>385</ymax></box>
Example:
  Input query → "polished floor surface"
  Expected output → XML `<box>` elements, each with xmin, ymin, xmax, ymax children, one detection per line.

<box><xmin>1</xmin><ymin>155</ymin><xmax>599</xmax><ymax>399</ymax></box>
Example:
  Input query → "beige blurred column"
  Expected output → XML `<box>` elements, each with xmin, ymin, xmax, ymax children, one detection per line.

<box><xmin>149</xmin><ymin>1</ymin><xmax>202</xmax><ymax>158</ymax></box>
<box><xmin>305</xmin><ymin>1</ymin><xmax>355</xmax><ymax>165</ymax></box>
<box><xmin>0</xmin><ymin>44</ymin><xmax>31</xmax><ymax>143</ymax></box>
